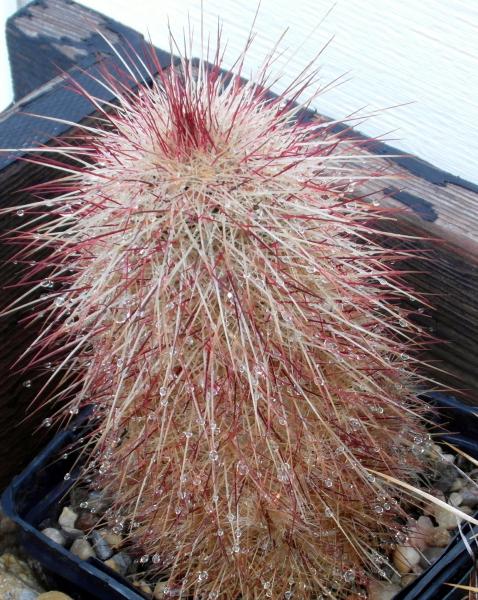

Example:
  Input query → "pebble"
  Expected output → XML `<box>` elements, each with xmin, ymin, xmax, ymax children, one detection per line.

<box><xmin>58</xmin><ymin>507</ymin><xmax>77</xmax><ymax>530</ymax></box>
<box><xmin>87</xmin><ymin>491</ymin><xmax>108</xmax><ymax>513</ymax></box>
<box><xmin>450</xmin><ymin>478</ymin><xmax>465</xmax><ymax>492</ymax></box>
<box><xmin>38</xmin><ymin>594</ymin><xmax>74</xmax><ymax>600</ymax></box>
<box><xmin>104</xmin><ymin>552</ymin><xmax>131</xmax><ymax>576</ymax></box>
<box><xmin>60</xmin><ymin>527</ymin><xmax>84</xmax><ymax>542</ymax></box>
<box><xmin>368</xmin><ymin>581</ymin><xmax>401</xmax><ymax>600</ymax></box>
<box><xmin>461</xmin><ymin>486</ymin><xmax>478</xmax><ymax>507</ymax></box>
<box><xmin>153</xmin><ymin>581</ymin><xmax>169</xmax><ymax>600</ymax></box>
<box><xmin>41</xmin><ymin>528</ymin><xmax>66</xmax><ymax>546</ymax></box>
<box><xmin>70</xmin><ymin>538</ymin><xmax>95</xmax><ymax>560</ymax></box>
<box><xmin>448</xmin><ymin>492</ymin><xmax>463</xmax><ymax>507</ymax></box>
<box><xmin>75</xmin><ymin>512</ymin><xmax>97</xmax><ymax>532</ymax></box>
<box><xmin>408</xmin><ymin>516</ymin><xmax>433</xmax><ymax>551</ymax></box>
<box><xmin>68</xmin><ymin>487</ymin><xmax>89</xmax><ymax>509</ymax></box>
<box><xmin>0</xmin><ymin>553</ymin><xmax>44</xmax><ymax>598</ymax></box>
<box><xmin>393</xmin><ymin>546</ymin><xmax>421</xmax><ymax>574</ymax></box>
<box><xmin>134</xmin><ymin>580</ymin><xmax>152</xmax><ymax>595</ymax></box>
<box><xmin>0</xmin><ymin>510</ymin><xmax>17</xmax><ymax>535</ymax></box>
<box><xmin>90</xmin><ymin>530</ymin><xmax>113</xmax><ymax>560</ymax></box>
<box><xmin>425</xmin><ymin>526</ymin><xmax>451</xmax><ymax>548</ymax></box>
<box><xmin>19</xmin><ymin>591</ymin><xmax>38</xmax><ymax>600</ymax></box>
<box><xmin>433</xmin><ymin>462</ymin><xmax>458</xmax><ymax>492</ymax></box>
<box><xmin>433</xmin><ymin>506</ymin><xmax>461</xmax><ymax>530</ymax></box>
<box><xmin>100</xmin><ymin>530</ymin><xmax>122</xmax><ymax>549</ymax></box>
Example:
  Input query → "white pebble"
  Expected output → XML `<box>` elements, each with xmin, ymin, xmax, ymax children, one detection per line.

<box><xmin>408</xmin><ymin>517</ymin><xmax>433</xmax><ymax>550</ymax></box>
<box><xmin>433</xmin><ymin>506</ymin><xmax>461</xmax><ymax>530</ymax></box>
<box><xmin>449</xmin><ymin>492</ymin><xmax>463</xmax><ymax>507</ymax></box>
<box><xmin>393</xmin><ymin>546</ymin><xmax>421</xmax><ymax>574</ymax></box>
<box><xmin>450</xmin><ymin>478</ymin><xmax>465</xmax><ymax>492</ymax></box>
<box><xmin>58</xmin><ymin>506</ymin><xmax>77</xmax><ymax>530</ymax></box>
<box><xmin>70</xmin><ymin>538</ymin><xmax>95</xmax><ymax>560</ymax></box>
<box><xmin>41</xmin><ymin>528</ymin><xmax>66</xmax><ymax>546</ymax></box>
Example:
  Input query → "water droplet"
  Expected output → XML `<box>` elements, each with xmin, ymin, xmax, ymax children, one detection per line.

<box><xmin>80</xmin><ymin>501</ymin><xmax>88</xmax><ymax>509</ymax></box>
<box><xmin>139</xmin><ymin>555</ymin><xmax>149</xmax><ymax>564</ymax></box>
<box><xmin>343</xmin><ymin>569</ymin><xmax>355</xmax><ymax>583</ymax></box>
<box><xmin>55</xmin><ymin>296</ymin><xmax>66</xmax><ymax>307</ymax></box>
<box><xmin>183</xmin><ymin>431</ymin><xmax>192</xmax><ymax>438</ymax></box>
<box><xmin>152</xmin><ymin>553</ymin><xmax>161</xmax><ymax>564</ymax></box>
<box><xmin>159</xmin><ymin>387</ymin><xmax>167</xmax><ymax>396</ymax></box>
<box><xmin>41</xmin><ymin>280</ymin><xmax>54</xmax><ymax>289</ymax></box>
<box><xmin>232</xmin><ymin>544</ymin><xmax>240</xmax><ymax>553</ymax></box>
<box><xmin>349</xmin><ymin>418</ymin><xmax>361</xmax><ymax>431</ymax></box>
<box><xmin>237</xmin><ymin>461</ymin><xmax>249</xmax><ymax>475</ymax></box>
<box><xmin>263</xmin><ymin>581</ymin><xmax>271</xmax><ymax>590</ymax></box>
<box><xmin>16</xmin><ymin>209</ymin><xmax>24</xmax><ymax>217</ymax></box>
<box><xmin>284</xmin><ymin>592</ymin><xmax>293</xmax><ymax>599</ymax></box>
<box><xmin>23</xmin><ymin>380</ymin><xmax>32</xmax><ymax>388</ymax></box>
<box><xmin>394</xmin><ymin>531</ymin><xmax>407</xmax><ymax>544</ymax></box>
<box><xmin>209</xmin><ymin>450</ymin><xmax>219</xmax><ymax>462</ymax></box>
<box><xmin>64</xmin><ymin>472</ymin><xmax>71</xmax><ymax>481</ymax></box>
<box><xmin>197</xmin><ymin>571</ymin><xmax>208</xmax><ymax>582</ymax></box>
<box><xmin>217</xmin><ymin>529</ymin><xmax>224</xmax><ymax>537</ymax></box>
<box><xmin>373</xmin><ymin>505</ymin><xmax>384</xmax><ymax>514</ymax></box>
<box><xmin>324</xmin><ymin>507</ymin><xmax>333</xmax><ymax>518</ymax></box>
<box><xmin>324</xmin><ymin>478</ymin><xmax>333</xmax><ymax>488</ymax></box>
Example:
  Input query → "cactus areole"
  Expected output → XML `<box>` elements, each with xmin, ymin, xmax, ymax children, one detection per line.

<box><xmin>3</xmin><ymin>33</ymin><xmax>440</xmax><ymax>599</ymax></box>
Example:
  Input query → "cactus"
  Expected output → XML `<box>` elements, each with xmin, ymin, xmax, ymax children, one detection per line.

<box><xmin>3</xmin><ymin>34</ymin><xmax>441</xmax><ymax>599</ymax></box>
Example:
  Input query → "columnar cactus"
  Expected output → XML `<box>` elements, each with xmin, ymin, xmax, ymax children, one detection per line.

<box><xmin>4</xmin><ymin>36</ymin><xmax>440</xmax><ymax>598</ymax></box>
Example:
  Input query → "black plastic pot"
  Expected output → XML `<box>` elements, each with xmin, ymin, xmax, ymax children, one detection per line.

<box><xmin>395</xmin><ymin>392</ymin><xmax>478</xmax><ymax>600</ymax></box>
<box><xmin>1</xmin><ymin>412</ymin><xmax>145</xmax><ymax>600</ymax></box>
<box><xmin>1</xmin><ymin>393</ymin><xmax>477</xmax><ymax>600</ymax></box>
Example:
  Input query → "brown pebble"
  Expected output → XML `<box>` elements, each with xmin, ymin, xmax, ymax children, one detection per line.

<box><xmin>425</xmin><ymin>526</ymin><xmax>451</xmax><ymax>548</ymax></box>
<box><xmin>100</xmin><ymin>529</ymin><xmax>123</xmax><ymax>549</ymax></box>
<box><xmin>75</xmin><ymin>512</ymin><xmax>97</xmax><ymax>532</ymax></box>
<box><xmin>38</xmin><ymin>593</ymin><xmax>74</xmax><ymax>600</ymax></box>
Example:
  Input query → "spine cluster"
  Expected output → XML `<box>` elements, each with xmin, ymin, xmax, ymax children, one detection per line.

<box><xmin>3</xmin><ymin>37</ymin><xmax>435</xmax><ymax>599</ymax></box>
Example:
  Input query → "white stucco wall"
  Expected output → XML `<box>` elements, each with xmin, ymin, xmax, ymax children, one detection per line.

<box><xmin>1</xmin><ymin>0</ymin><xmax>477</xmax><ymax>184</ymax></box>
